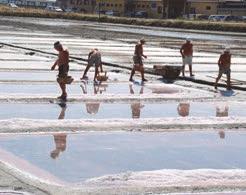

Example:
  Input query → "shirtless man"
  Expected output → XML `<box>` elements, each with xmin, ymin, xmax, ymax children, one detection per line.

<box><xmin>129</xmin><ymin>39</ymin><xmax>148</xmax><ymax>82</ymax></box>
<box><xmin>180</xmin><ymin>38</ymin><xmax>194</xmax><ymax>77</ymax></box>
<box><xmin>51</xmin><ymin>41</ymin><xmax>69</xmax><ymax>101</ymax></box>
<box><xmin>214</xmin><ymin>48</ymin><xmax>231</xmax><ymax>90</ymax></box>
<box><xmin>81</xmin><ymin>48</ymin><xmax>103</xmax><ymax>82</ymax></box>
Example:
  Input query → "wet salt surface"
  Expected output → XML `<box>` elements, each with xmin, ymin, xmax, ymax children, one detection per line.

<box><xmin>0</xmin><ymin>82</ymin><xmax>154</xmax><ymax>95</ymax></box>
<box><xmin>0</xmin><ymin>131</ymin><xmax>246</xmax><ymax>183</ymax></box>
<box><xmin>0</xmin><ymin>102</ymin><xmax>245</xmax><ymax>119</ymax></box>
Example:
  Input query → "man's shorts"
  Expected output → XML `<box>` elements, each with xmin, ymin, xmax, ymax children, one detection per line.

<box><xmin>58</xmin><ymin>64</ymin><xmax>69</xmax><ymax>78</ymax></box>
<box><xmin>88</xmin><ymin>53</ymin><xmax>101</xmax><ymax>67</ymax></box>
<box><xmin>133</xmin><ymin>55</ymin><xmax>143</xmax><ymax>65</ymax></box>
<box><xmin>57</xmin><ymin>64</ymin><xmax>73</xmax><ymax>84</ymax></box>
<box><xmin>182</xmin><ymin>56</ymin><xmax>193</xmax><ymax>66</ymax></box>
<box><xmin>219</xmin><ymin>68</ymin><xmax>231</xmax><ymax>76</ymax></box>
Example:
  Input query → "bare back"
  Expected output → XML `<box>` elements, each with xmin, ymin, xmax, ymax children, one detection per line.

<box><xmin>58</xmin><ymin>50</ymin><xmax>69</xmax><ymax>66</ymax></box>
<box><xmin>134</xmin><ymin>43</ymin><xmax>143</xmax><ymax>57</ymax></box>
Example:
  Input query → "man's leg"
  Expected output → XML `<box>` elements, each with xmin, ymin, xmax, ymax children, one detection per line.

<box><xmin>182</xmin><ymin>57</ymin><xmax>185</xmax><ymax>77</ymax></box>
<box><xmin>182</xmin><ymin>64</ymin><xmax>185</xmax><ymax>77</ymax></box>
<box><xmin>94</xmin><ymin>66</ymin><xmax>99</xmax><ymax>82</ymax></box>
<box><xmin>129</xmin><ymin>66</ymin><xmax>135</xmax><ymax>82</ymax></box>
<box><xmin>215</xmin><ymin>72</ymin><xmax>222</xmax><ymax>90</ymax></box>
<box><xmin>81</xmin><ymin>64</ymin><xmax>91</xmax><ymax>79</ymax></box>
<box><xmin>189</xmin><ymin>65</ymin><xmax>194</xmax><ymax>77</ymax></box>
<box><xmin>59</xmin><ymin>82</ymin><xmax>67</xmax><ymax>99</ymax></box>
<box><xmin>140</xmin><ymin>65</ymin><xmax>147</xmax><ymax>82</ymax></box>
<box><xmin>226</xmin><ymin>72</ymin><xmax>231</xmax><ymax>90</ymax></box>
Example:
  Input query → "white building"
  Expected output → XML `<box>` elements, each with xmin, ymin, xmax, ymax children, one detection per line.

<box><xmin>0</xmin><ymin>0</ymin><xmax>56</xmax><ymax>7</ymax></box>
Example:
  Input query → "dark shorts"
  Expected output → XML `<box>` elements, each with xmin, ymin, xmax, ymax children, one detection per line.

<box><xmin>133</xmin><ymin>55</ymin><xmax>143</xmax><ymax>65</ymax></box>
<box><xmin>219</xmin><ymin>68</ymin><xmax>231</xmax><ymax>76</ymax></box>
<box><xmin>58</xmin><ymin>64</ymin><xmax>69</xmax><ymax>78</ymax></box>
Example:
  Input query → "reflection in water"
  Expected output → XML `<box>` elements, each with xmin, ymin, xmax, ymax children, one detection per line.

<box><xmin>50</xmin><ymin>103</ymin><xmax>67</xmax><ymax>159</ymax></box>
<box><xmin>129</xmin><ymin>84</ymin><xmax>144</xmax><ymax>119</ymax></box>
<box><xmin>150</xmin><ymin>86</ymin><xmax>180</xmax><ymax>94</ymax></box>
<box><xmin>177</xmin><ymin>103</ymin><xmax>190</xmax><ymax>117</ymax></box>
<box><xmin>81</xmin><ymin>81</ymin><xmax>108</xmax><ymax>115</ymax></box>
<box><xmin>216</xmin><ymin>105</ymin><xmax>229</xmax><ymax>117</ymax></box>
<box><xmin>218</xmin><ymin>131</ymin><xmax>225</xmax><ymax>139</ymax></box>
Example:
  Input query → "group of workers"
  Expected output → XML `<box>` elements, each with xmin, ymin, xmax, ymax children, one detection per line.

<box><xmin>51</xmin><ymin>38</ymin><xmax>232</xmax><ymax>101</ymax></box>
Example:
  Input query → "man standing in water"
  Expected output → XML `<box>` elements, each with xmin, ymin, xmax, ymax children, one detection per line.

<box><xmin>214</xmin><ymin>48</ymin><xmax>231</xmax><ymax>90</ymax></box>
<box><xmin>81</xmin><ymin>48</ymin><xmax>103</xmax><ymax>82</ymax></box>
<box><xmin>129</xmin><ymin>39</ymin><xmax>148</xmax><ymax>82</ymax></box>
<box><xmin>51</xmin><ymin>41</ymin><xmax>69</xmax><ymax>101</ymax></box>
<box><xmin>180</xmin><ymin>38</ymin><xmax>194</xmax><ymax>77</ymax></box>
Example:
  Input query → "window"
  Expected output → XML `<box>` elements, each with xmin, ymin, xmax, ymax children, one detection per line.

<box><xmin>206</xmin><ymin>6</ymin><xmax>211</xmax><ymax>10</ymax></box>
<box><xmin>151</xmin><ymin>2</ymin><xmax>156</xmax><ymax>8</ymax></box>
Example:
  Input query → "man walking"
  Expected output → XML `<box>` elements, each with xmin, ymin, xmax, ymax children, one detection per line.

<box><xmin>180</xmin><ymin>38</ymin><xmax>194</xmax><ymax>77</ymax></box>
<box><xmin>214</xmin><ymin>48</ymin><xmax>231</xmax><ymax>90</ymax></box>
<box><xmin>51</xmin><ymin>41</ymin><xmax>70</xmax><ymax>101</ymax></box>
<box><xmin>129</xmin><ymin>39</ymin><xmax>148</xmax><ymax>82</ymax></box>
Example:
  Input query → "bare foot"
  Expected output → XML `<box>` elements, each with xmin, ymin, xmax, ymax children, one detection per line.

<box><xmin>142</xmin><ymin>78</ymin><xmax>148</xmax><ymax>82</ymax></box>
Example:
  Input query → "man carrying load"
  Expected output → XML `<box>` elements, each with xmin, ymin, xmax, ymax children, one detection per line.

<box><xmin>214</xmin><ymin>48</ymin><xmax>232</xmax><ymax>90</ymax></box>
<box><xmin>51</xmin><ymin>41</ymin><xmax>73</xmax><ymax>101</ymax></box>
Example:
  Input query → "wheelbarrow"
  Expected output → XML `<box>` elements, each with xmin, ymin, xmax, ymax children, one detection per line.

<box><xmin>153</xmin><ymin>65</ymin><xmax>182</xmax><ymax>80</ymax></box>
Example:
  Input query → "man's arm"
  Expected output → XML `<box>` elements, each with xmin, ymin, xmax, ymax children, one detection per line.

<box><xmin>218</xmin><ymin>55</ymin><xmax>222</xmax><ymax>67</ymax></box>
<box><xmin>51</xmin><ymin>59</ymin><xmax>58</xmax><ymax>70</ymax></box>
<box><xmin>140</xmin><ymin>45</ymin><xmax>147</xmax><ymax>59</ymax></box>
<box><xmin>180</xmin><ymin>46</ymin><xmax>184</xmax><ymax>58</ymax></box>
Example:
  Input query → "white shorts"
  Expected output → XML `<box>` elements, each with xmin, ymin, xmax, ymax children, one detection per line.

<box><xmin>182</xmin><ymin>56</ymin><xmax>193</xmax><ymax>66</ymax></box>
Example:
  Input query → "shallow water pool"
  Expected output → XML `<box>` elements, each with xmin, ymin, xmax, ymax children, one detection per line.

<box><xmin>0</xmin><ymin>131</ymin><xmax>246</xmax><ymax>183</ymax></box>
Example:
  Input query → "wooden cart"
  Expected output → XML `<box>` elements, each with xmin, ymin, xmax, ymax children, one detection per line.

<box><xmin>153</xmin><ymin>65</ymin><xmax>182</xmax><ymax>80</ymax></box>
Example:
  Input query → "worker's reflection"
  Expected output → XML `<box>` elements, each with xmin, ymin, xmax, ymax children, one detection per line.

<box><xmin>81</xmin><ymin>81</ymin><xmax>108</xmax><ymax>115</ymax></box>
<box><xmin>216</xmin><ymin>105</ymin><xmax>229</xmax><ymax>117</ymax></box>
<box><xmin>129</xmin><ymin>84</ymin><xmax>144</xmax><ymax>119</ymax></box>
<box><xmin>177</xmin><ymin>102</ymin><xmax>190</xmax><ymax>117</ymax></box>
<box><xmin>216</xmin><ymin>105</ymin><xmax>228</xmax><ymax>139</ymax></box>
<box><xmin>218</xmin><ymin>130</ymin><xmax>225</xmax><ymax>139</ymax></box>
<box><xmin>50</xmin><ymin>103</ymin><xmax>67</xmax><ymax>159</ymax></box>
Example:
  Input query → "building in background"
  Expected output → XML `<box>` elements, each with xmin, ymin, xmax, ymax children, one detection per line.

<box><xmin>95</xmin><ymin>0</ymin><xmax>127</xmax><ymax>16</ymax></box>
<box><xmin>56</xmin><ymin>0</ymin><xmax>187</xmax><ymax>18</ymax></box>
<box><xmin>131</xmin><ymin>0</ymin><xmax>163</xmax><ymax>19</ymax></box>
<box><xmin>1</xmin><ymin>0</ymin><xmax>55</xmax><ymax>7</ymax></box>
<box><xmin>186</xmin><ymin>0</ymin><xmax>246</xmax><ymax>16</ymax></box>
<box><xmin>218</xmin><ymin>0</ymin><xmax>246</xmax><ymax>16</ymax></box>
<box><xmin>56</xmin><ymin>0</ymin><xmax>96</xmax><ymax>13</ymax></box>
<box><xmin>163</xmin><ymin>0</ymin><xmax>187</xmax><ymax>18</ymax></box>
<box><xmin>186</xmin><ymin>0</ymin><xmax>218</xmax><ymax>15</ymax></box>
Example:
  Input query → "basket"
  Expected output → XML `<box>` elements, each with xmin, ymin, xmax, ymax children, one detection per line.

<box><xmin>96</xmin><ymin>72</ymin><xmax>108</xmax><ymax>82</ymax></box>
